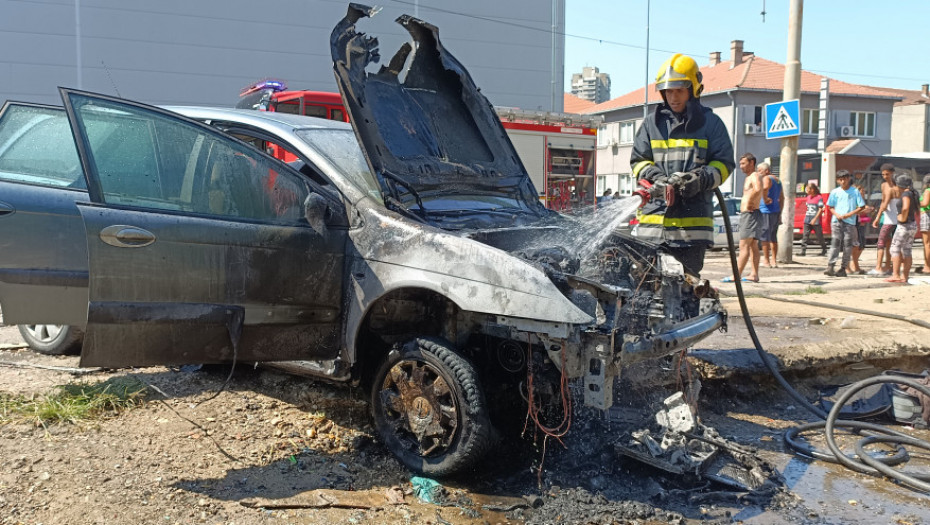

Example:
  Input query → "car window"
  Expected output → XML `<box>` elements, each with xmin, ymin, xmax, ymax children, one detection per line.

<box><xmin>0</xmin><ymin>104</ymin><xmax>84</xmax><ymax>188</ymax></box>
<box><xmin>712</xmin><ymin>198</ymin><xmax>739</xmax><ymax>216</ymax></box>
<box><xmin>67</xmin><ymin>94</ymin><xmax>312</xmax><ymax>224</ymax></box>
<box><xmin>294</xmin><ymin>128</ymin><xmax>382</xmax><ymax>203</ymax></box>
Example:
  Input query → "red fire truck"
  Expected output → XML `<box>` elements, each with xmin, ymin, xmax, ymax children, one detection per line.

<box><xmin>237</xmin><ymin>80</ymin><xmax>600</xmax><ymax>211</ymax></box>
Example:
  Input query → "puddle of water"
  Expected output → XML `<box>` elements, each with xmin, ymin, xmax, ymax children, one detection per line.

<box><xmin>774</xmin><ymin>437</ymin><xmax>930</xmax><ymax>523</ymax></box>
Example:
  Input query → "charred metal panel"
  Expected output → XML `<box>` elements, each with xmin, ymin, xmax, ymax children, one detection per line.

<box><xmin>331</xmin><ymin>4</ymin><xmax>546</xmax><ymax>218</ymax></box>
<box><xmin>342</xmin><ymin>205</ymin><xmax>594</xmax><ymax>358</ymax></box>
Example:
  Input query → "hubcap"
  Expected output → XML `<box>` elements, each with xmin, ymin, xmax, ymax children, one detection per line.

<box><xmin>23</xmin><ymin>324</ymin><xmax>63</xmax><ymax>343</ymax></box>
<box><xmin>378</xmin><ymin>359</ymin><xmax>458</xmax><ymax>457</ymax></box>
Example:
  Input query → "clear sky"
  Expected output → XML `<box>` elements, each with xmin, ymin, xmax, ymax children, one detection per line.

<box><xmin>565</xmin><ymin>0</ymin><xmax>930</xmax><ymax>100</ymax></box>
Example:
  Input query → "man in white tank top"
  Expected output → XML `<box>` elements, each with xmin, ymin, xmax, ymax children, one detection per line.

<box><xmin>868</xmin><ymin>163</ymin><xmax>902</xmax><ymax>276</ymax></box>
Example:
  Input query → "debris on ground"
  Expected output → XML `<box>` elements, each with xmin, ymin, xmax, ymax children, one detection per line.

<box><xmin>615</xmin><ymin>392</ymin><xmax>783</xmax><ymax>492</ymax></box>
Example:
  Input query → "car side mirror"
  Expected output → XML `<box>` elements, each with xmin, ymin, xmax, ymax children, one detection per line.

<box><xmin>304</xmin><ymin>193</ymin><xmax>329</xmax><ymax>235</ymax></box>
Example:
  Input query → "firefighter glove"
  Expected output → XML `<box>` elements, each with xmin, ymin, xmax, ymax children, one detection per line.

<box><xmin>679</xmin><ymin>170</ymin><xmax>703</xmax><ymax>198</ymax></box>
<box><xmin>669</xmin><ymin>170</ymin><xmax>702</xmax><ymax>199</ymax></box>
<box><xmin>648</xmin><ymin>175</ymin><xmax>669</xmax><ymax>199</ymax></box>
<box><xmin>639</xmin><ymin>164</ymin><xmax>664</xmax><ymax>183</ymax></box>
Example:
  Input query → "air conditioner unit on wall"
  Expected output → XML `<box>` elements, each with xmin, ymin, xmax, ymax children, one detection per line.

<box><xmin>840</xmin><ymin>125</ymin><xmax>855</xmax><ymax>137</ymax></box>
<box><xmin>744</xmin><ymin>123</ymin><xmax>761</xmax><ymax>135</ymax></box>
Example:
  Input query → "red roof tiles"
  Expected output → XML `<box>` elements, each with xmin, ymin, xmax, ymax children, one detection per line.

<box><xmin>582</xmin><ymin>55</ymin><xmax>902</xmax><ymax>114</ymax></box>
<box><xmin>563</xmin><ymin>92</ymin><xmax>596</xmax><ymax>114</ymax></box>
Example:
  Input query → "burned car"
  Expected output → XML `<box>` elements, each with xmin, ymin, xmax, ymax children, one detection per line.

<box><xmin>0</xmin><ymin>4</ymin><xmax>725</xmax><ymax>477</ymax></box>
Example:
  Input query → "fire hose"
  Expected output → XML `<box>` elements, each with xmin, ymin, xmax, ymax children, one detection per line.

<box><xmin>711</xmin><ymin>187</ymin><xmax>930</xmax><ymax>493</ymax></box>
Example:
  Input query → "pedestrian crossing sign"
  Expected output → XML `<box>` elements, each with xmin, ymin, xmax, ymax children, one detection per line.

<box><xmin>764</xmin><ymin>99</ymin><xmax>801</xmax><ymax>139</ymax></box>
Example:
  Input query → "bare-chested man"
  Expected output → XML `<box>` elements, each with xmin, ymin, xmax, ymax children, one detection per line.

<box><xmin>724</xmin><ymin>153</ymin><xmax>763</xmax><ymax>282</ymax></box>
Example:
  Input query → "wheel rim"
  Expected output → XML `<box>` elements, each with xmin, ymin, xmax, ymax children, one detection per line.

<box><xmin>377</xmin><ymin>358</ymin><xmax>459</xmax><ymax>457</ymax></box>
<box><xmin>23</xmin><ymin>324</ymin><xmax>63</xmax><ymax>343</ymax></box>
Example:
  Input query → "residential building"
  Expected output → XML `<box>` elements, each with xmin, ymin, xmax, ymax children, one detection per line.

<box><xmin>883</xmin><ymin>85</ymin><xmax>930</xmax><ymax>154</ymax></box>
<box><xmin>0</xmin><ymin>0</ymin><xmax>566</xmax><ymax>112</ymax></box>
<box><xmin>571</xmin><ymin>66</ymin><xmax>611</xmax><ymax>104</ymax></box>
<box><xmin>583</xmin><ymin>40</ymin><xmax>903</xmax><ymax>198</ymax></box>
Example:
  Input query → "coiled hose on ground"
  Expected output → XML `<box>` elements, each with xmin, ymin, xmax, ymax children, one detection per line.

<box><xmin>713</xmin><ymin>187</ymin><xmax>930</xmax><ymax>493</ymax></box>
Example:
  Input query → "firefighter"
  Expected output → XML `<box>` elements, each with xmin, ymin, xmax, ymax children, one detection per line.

<box><xmin>631</xmin><ymin>53</ymin><xmax>735</xmax><ymax>276</ymax></box>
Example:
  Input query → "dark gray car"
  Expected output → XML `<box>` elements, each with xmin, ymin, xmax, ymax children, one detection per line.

<box><xmin>0</xmin><ymin>4</ymin><xmax>726</xmax><ymax>477</ymax></box>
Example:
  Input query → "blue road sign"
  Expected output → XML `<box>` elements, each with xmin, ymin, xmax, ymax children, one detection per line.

<box><xmin>764</xmin><ymin>99</ymin><xmax>801</xmax><ymax>139</ymax></box>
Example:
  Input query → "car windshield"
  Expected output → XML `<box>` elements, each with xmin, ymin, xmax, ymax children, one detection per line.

<box><xmin>294</xmin><ymin>128</ymin><xmax>382</xmax><ymax>203</ymax></box>
<box><xmin>713</xmin><ymin>198</ymin><xmax>740</xmax><ymax>216</ymax></box>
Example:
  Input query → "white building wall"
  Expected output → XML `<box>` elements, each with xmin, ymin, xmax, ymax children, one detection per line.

<box><xmin>891</xmin><ymin>104</ymin><xmax>930</xmax><ymax>154</ymax></box>
<box><xmin>0</xmin><ymin>0</ymin><xmax>564</xmax><ymax>111</ymax></box>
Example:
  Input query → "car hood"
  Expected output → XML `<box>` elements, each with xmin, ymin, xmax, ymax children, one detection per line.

<box><xmin>330</xmin><ymin>3</ymin><xmax>549</xmax><ymax>229</ymax></box>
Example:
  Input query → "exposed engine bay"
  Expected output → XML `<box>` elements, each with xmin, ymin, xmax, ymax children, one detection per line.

<box><xmin>464</xmin><ymin>225</ymin><xmax>725</xmax><ymax>411</ymax></box>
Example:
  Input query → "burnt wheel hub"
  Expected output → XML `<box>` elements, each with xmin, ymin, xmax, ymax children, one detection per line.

<box><xmin>379</xmin><ymin>359</ymin><xmax>458</xmax><ymax>456</ymax></box>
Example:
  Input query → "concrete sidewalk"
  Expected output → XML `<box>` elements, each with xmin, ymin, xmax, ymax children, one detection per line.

<box><xmin>689</xmin><ymin>246</ymin><xmax>930</xmax><ymax>381</ymax></box>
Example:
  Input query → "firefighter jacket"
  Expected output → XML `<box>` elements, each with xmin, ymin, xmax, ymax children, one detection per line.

<box><xmin>630</xmin><ymin>99</ymin><xmax>734</xmax><ymax>248</ymax></box>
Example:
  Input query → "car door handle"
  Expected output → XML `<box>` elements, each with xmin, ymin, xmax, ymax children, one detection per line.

<box><xmin>0</xmin><ymin>201</ymin><xmax>13</xmax><ymax>216</ymax></box>
<box><xmin>100</xmin><ymin>225</ymin><xmax>156</xmax><ymax>248</ymax></box>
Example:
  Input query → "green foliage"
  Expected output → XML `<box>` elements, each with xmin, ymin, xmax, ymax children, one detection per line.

<box><xmin>0</xmin><ymin>376</ymin><xmax>147</xmax><ymax>426</ymax></box>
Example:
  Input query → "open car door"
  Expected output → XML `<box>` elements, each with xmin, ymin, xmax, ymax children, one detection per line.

<box><xmin>60</xmin><ymin>89</ymin><xmax>349</xmax><ymax>367</ymax></box>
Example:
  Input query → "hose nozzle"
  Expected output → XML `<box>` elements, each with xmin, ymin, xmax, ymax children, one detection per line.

<box><xmin>633</xmin><ymin>180</ymin><xmax>653</xmax><ymax>208</ymax></box>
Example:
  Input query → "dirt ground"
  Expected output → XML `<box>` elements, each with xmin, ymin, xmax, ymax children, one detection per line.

<box><xmin>3</xmin><ymin>319</ymin><xmax>930</xmax><ymax>525</ymax></box>
<box><xmin>2</xmin><ymin>253</ymin><xmax>930</xmax><ymax>524</ymax></box>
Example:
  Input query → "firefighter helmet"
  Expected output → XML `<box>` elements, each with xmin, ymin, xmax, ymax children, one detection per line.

<box><xmin>655</xmin><ymin>54</ymin><xmax>704</xmax><ymax>98</ymax></box>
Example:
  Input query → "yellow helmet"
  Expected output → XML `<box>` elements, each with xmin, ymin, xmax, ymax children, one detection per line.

<box><xmin>655</xmin><ymin>54</ymin><xmax>704</xmax><ymax>98</ymax></box>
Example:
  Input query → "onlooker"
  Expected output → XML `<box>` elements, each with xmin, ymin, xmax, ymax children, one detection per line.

<box><xmin>887</xmin><ymin>175</ymin><xmax>918</xmax><ymax>283</ymax></box>
<box><xmin>724</xmin><ymin>153</ymin><xmax>762</xmax><ymax>283</ymax></box>
<box><xmin>799</xmin><ymin>182</ymin><xmax>827</xmax><ymax>256</ymax></box>
<box><xmin>759</xmin><ymin>162</ymin><xmax>783</xmax><ymax>267</ymax></box>
<box><xmin>613</xmin><ymin>191</ymin><xmax>621</xmax><ymax>200</ymax></box>
<box><xmin>824</xmin><ymin>170</ymin><xmax>865</xmax><ymax>277</ymax></box>
<box><xmin>849</xmin><ymin>184</ymin><xmax>875</xmax><ymax>275</ymax></box>
<box><xmin>920</xmin><ymin>174</ymin><xmax>930</xmax><ymax>275</ymax></box>
<box><xmin>868</xmin><ymin>163</ymin><xmax>901</xmax><ymax>276</ymax></box>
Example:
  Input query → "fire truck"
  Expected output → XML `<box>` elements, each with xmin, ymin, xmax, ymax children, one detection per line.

<box><xmin>237</xmin><ymin>80</ymin><xmax>600</xmax><ymax>211</ymax></box>
<box><xmin>494</xmin><ymin>107</ymin><xmax>601</xmax><ymax>211</ymax></box>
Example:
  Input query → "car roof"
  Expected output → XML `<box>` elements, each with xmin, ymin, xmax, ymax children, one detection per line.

<box><xmin>162</xmin><ymin>105</ymin><xmax>353</xmax><ymax>132</ymax></box>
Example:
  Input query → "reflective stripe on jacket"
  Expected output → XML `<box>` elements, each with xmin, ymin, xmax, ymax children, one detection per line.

<box><xmin>630</xmin><ymin>100</ymin><xmax>735</xmax><ymax>248</ymax></box>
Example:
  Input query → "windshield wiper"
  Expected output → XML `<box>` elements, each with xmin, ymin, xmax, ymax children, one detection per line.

<box><xmin>421</xmin><ymin>208</ymin><xmax>523</xmax><ymax>217</ymax></box>
<box><xmin>380</xmin><ymin>172</ymin><xmax>427</xmax><ymax>219</ymax></box>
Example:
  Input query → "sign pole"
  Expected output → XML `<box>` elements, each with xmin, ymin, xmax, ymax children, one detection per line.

<box><xmin>778</xmin><ymin>0</ymin><xmax>803</xmax><ymax>264</ymax></box>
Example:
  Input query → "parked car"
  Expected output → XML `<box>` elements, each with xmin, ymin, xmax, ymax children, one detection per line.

<box><xmin>711</xmin><ymin>195</ymin><xmax>740</xmax><ymax>249</ymax></box>
<box><xmin>0</xmin><ymin>4</ymin><xmax>726</xmax><ymax>476</ymax></box>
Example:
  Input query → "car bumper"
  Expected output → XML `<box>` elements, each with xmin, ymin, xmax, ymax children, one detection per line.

<box><xmin>619</xmin><ymin>311</ymin><xmax>727</xmax><ymax>366</ymax></box>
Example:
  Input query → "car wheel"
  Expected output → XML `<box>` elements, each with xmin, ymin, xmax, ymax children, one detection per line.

<box><xmin>17</xmin><ymin>324</ymin><xmax>83</xmax><ymax>355</ymax></box>
<box><xmin>370</xmin><ymin>336</ymin><xmax>491</xmax><ymax>477</ymax></box>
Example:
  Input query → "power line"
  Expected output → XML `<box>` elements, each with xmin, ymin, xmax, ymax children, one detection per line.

<box><xmin>806</xmin><ymin>69</ymin><xmax>927</xmax><ymax>85</ymax></box>
<box><xmin>382</xmin><ymin>1</ymin><xmax>924</xmax><ymax>91</ymax></box>
<box><xmin>386</xmin><ymin>0</ymin><xmax>691</xmax><ymax>55</ymax></box>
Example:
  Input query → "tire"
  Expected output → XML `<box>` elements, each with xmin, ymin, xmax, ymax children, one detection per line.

<box><xmin>370</xmin><ymin>336</ymin><xmax>491</xmax><ymax>477</ymax></box>
<box><xmin>17</xmin><ymin>324</ymin><xmax>83</xmax><ymax>355</ymax></box>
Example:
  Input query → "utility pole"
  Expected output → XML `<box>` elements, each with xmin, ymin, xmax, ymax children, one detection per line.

<box><xmin>777</xmin><ymin>0</ymin><xmax>802</xmax><ymax>264</ymax></box>
<box><xmin>643</xmin><ymin>0</ymin><xmax>650</xmax><ymax>121</ymax></box>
